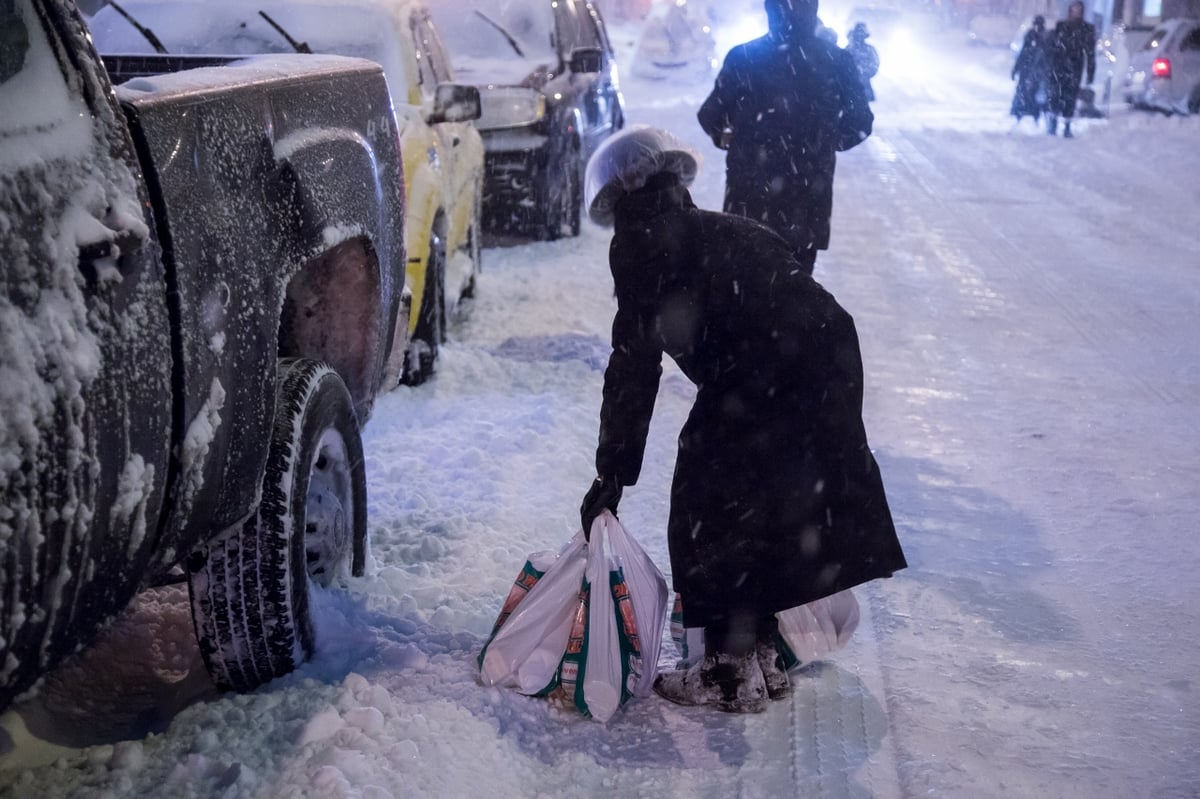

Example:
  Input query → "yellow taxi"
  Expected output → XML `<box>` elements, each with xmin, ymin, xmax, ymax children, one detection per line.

<box><xmin>88</xmin><ymin>0</ymin><xmax>486</xmax><ymax>385</ymax></box>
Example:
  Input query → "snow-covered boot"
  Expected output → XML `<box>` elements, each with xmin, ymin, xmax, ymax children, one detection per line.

<box><xmin>1063</xmin><ymin>120</ymin><xmax>1074</xmax><ymax>138</ymax></box>
<box><xmin>1047</xmin><ymin>115</ymin><xmax>1058</xmax><ymax>135</ymax></box>
<box><xmin>756</xmin><ymin>637</ymin><xmax>791</xmax><ymax>701</ymax></box>
<box><xmin>653</xmin><ymin>652</ymin><xmax>768</xmax><ymax>713</ymax></box>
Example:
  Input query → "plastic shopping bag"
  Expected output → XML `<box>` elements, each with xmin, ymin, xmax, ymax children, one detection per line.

<box><xmin>559</xmin><ymin>517</ymin><xmax>627</xmax><ymax>722</ymax></box>
<box><xmin>670</xmin><ymin>588</ymin><xmax>860</xmax><ymax>670</ymax></box>
<box><xmin>478</xmin><ymin>532</ymin><xmax>588</xmax><ymax>695</ymax></box>
<box><xmin>774</xmin><ymin>590</ymin><xmax>860</xmax><ymax>669</ymax></box>
<box><xmin>603</xmin><ymin>512</ymin><xmax>668</xmax><ymax>697</ymax></box>
<box><xmin>561</xmin><ymin>512</ymin><xmax>667</xmax><ymax>722</ymax></box>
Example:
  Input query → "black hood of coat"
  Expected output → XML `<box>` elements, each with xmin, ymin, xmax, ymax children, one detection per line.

<box><xmin>765</xmin><ymin>0</ymin><xmax>819</xmax><ymax>39</ymax></box>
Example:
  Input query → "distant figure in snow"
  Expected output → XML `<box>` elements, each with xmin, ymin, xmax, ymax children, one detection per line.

<box><xmin>698</xmin><ymin>0</ymin><xmax>873</xmax><ymax>275</ymax></box>
<box><xmin>1010</xmin><ymin>15</ymin><xmax>1050</xmax><ymax>123</ymax></box>
<box><xmin>579</xmin><ymin>126</ymin><xmax>907</xmax><ymax>714</ymax></box>
<box><xmin>845</xmin><ymin>22</ymin><xmax>880</xmax><ymax>102</ymax></box>
<box><xmin>1046</xmin><ymin>1</ymin><xmax>1096</xmax><ymax>137</ymax></box>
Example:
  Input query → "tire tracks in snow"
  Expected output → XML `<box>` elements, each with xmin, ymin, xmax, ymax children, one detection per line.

<box><xmin>857</xmin><ymin>127</ymin><xmax>1188</xmax><ymax>407</ymax></box>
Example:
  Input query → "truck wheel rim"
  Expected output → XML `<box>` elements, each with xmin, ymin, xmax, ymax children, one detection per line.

<box><xmin>305</xmin><ymin>427</ymin><xmax>353</xmax><ymax>587</ymax></box>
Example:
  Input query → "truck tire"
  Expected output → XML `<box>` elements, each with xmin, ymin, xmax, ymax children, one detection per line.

<box><xmin>564</xmin><ymin>152</ymin><xmax>582</xmax><ymax>238</ymax></box>
<box><xmin>187</xmin><ymin>358</ymin><xmax>367</xmax><ymax>692</ymax></box>
<box><xmin>403</xmin><ymin>226</ymin><xmax>445</xmax><ymax>385</ymax></box>
<box><xmin>542</xmin><ymin>144</ymin><xmax>581</xmax><ymax>241</ymax></box>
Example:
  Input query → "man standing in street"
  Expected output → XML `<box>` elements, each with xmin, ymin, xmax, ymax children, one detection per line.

<box><xmin>845</xmin><ymin>22</ymin><xmax>880</xmax><ymax>102</ymax></box>
<box><xmin>1046</xmin><ymin>1</ymin><xmax>1096</xmax><ymax>137</ymax></box>
<box><xmin>697</xmin><ymin>0</ymin><xmax>873</xmax><ymax>275</ymax></box>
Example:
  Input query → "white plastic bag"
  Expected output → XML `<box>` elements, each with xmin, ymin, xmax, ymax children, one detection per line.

<box><xmin>602</xmin><ymin>512</ymin><xmax>668</xmax><ymax>698</ymax></box>
<box><xmin>478</xmin><ymin>532</ymin><xmax>588</xmax><ymax>695</ymax></box>
<box><xmin>579</xmin><ymin>519</ymin><xmax>624</xmax><ymax>722</ymax></box>
<box><xmin>565</xmin><ymin>512</ymin><xmax>667</xmax><ymax>722</ymax></box>
<box><xmin>670</xmin><ymin>589</ymin><xmax>860</xmax><ymax>669</ymax></box>
<box><xmin>775</xmin><ymin>590</ymin><xmax>860</xmax><ymax>668</ymax></box>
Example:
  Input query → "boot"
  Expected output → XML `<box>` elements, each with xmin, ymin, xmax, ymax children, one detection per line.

<box><xmin>1047</xmin><ymin>115</ymin><xmax>1058</xmax><ymax>135</ymax></box>
<box><xmin>756</xmin><ymin>637</ymin><xmax>792</xmax><ymax>701</ymax></box>
<box><xmin>1063</xmin><ymin>120</ymin><xmax>1074</xmax><ymax>138</ymax></box>
<box><xmin>653</xmin><ymin>651</ymin><xmax>768</xmax><ymax>713</ymax></box>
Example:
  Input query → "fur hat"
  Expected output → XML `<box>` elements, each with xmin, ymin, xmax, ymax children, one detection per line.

<box><xmin>584</xmin><ymin>126</ymin><xmax>700</xmax><ymax>227</ymax></box>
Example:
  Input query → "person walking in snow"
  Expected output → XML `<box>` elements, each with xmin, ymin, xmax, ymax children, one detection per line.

<box><xmin>578</xmin><ymin>126</ymin><xmax>907</xmax><ymax>714</ymax></box>
<box><xmin>1010</xmin><ymin>15</ymin><xmax>1050</xmax><ymax>123</ymax></box>
<box><xmin>845</xmin><ymin>22</ymin><xmax>880</xmax><ymax>102</ymax></box>
<box><xmin>1046</xmin><ymin>1</ymin><xmax>1096</xmax><ymax>137</ymax></box>
<box><xmin>697</xmin><ymin>0</ymin><xmax>873</xmax><ymax>275</ymax></box>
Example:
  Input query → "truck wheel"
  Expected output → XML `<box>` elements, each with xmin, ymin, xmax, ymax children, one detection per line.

<box><xmin>542</xmin><ymin>145</ymin><xmax>581</xmax><ymax>241</ymax></box>
<box><xmin>187</xmin><ymin>359</ymin><xmax>367</xmax><ymax>692</ymax></box>
<box><xmin>462</xmin><ymin>192</ymin><xmax>483</xmax><ymax>299</ymax></box>
<box><xmin>403</xmin><ymin>227</ymin><xmax>446</xmax><ymax>385</ymax></box>
<box><xmin>564</xmin><ymin>151</ymin><xmax>582</xmax><ymax>238</ymax></box>
<box><xmin>1188</xmin><ymin>85</ymin><xmax>1200</xmax><ymax>115</ymax></box>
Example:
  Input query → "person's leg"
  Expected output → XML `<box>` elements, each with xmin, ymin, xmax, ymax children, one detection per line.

<box><xmin>654</xmin><ymin>613</ymin><xmax>768</xmax><ymax>712</ymax></box>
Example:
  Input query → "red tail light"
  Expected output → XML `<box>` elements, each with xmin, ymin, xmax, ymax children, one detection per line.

<box><xmin>1152</xmin><ymin>57</ymin><xmax>1171</xmax><ymax>78</ymax></box>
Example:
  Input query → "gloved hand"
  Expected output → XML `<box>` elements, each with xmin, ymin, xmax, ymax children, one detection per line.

<box><xmin>580</xmin><ymin>476</ymin><xmax>622</xmax><ymax>540</ymax></box>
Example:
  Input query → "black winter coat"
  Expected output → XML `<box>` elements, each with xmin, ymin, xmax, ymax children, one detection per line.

<box><xmin>595</xmin><ymin>177</ymin><xmax>906</xmax><ymax>628</ymax></box>
<box><xmin>1047</xmin><ymin>19</ymin><xmax>1096</xmax><ymax>117</ymax></box>
<box><xmin>1011</xmin><ymin>29</ymin><xmax>1049</xmax><ymax>119</ymax></box>
<box><xmin>697</xmin><ymin>29</ymin><xmax>873</xmax><ymax>259</ymax></box>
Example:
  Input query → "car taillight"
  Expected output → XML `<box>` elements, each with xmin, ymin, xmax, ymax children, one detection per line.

<box><xmin>1152</xmin><ymin>57</ymin><xmax>1171</xmax><ymax>78</ymax></box>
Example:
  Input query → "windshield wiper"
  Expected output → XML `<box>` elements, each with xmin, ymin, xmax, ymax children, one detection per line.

<box><xmin>474</xmin><ymin>10</ymin><xmax>524</xmax><ymax>58</ymax></box>
<box><xmin>109</xmin><ymin>0</ymin><xmax>168</xmax><ymax>54</ymax></box>
<box><xmin>257</xmin><ymin>10</ymin><xmax>312</xmax><ymax>54</ymax></box>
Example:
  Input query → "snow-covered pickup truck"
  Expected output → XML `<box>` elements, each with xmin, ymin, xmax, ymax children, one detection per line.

<box><xmin>0</xmin><ymin>0</ymin><xmax>409</xmax><ymax>712</ymax></box>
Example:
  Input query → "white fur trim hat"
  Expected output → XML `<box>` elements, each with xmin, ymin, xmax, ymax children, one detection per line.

<box><xmin>584</xmin><ymin>125</ymin><xmax>700</xmax><ymax>227</ymax></box>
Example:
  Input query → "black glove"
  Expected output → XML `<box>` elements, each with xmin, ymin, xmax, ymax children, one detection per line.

<box><xmin>580</xmin><ymin>476</ymin><xmax>622</xmax><ymax>540</ymax></box>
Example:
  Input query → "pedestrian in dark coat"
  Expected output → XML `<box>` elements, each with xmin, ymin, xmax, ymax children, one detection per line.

<box><xmin>846</xmin><ymin>22</ymin><xmax>880</xmax><ymax>102</ymax></box>
<box><xmin>580</xmin><ymin>126</ymin><xmax>907</xmax><ymax>714</ymax></box>
<box><xmin>1046</xmin><ymin>1</ymin><xmax>1096</xmax><ymax>137</ymax></box>
<box><xmin>697</xmin><ymin>0</ymin><xmax>873</xmax><ymax>275</ymax></box>
<box><xmin>1010</xmin><ymin>15</ymin><xmax>1049</xmax><ymax>122</ymax></box>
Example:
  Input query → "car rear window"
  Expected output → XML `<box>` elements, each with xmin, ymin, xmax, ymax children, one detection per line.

<box><xmin>1141</xmin><ymin>26</ymin><xmax>1170</xmax><ymax>50</ymax></box>
<box><xmin>1181</xmin><ymin>24</ymin><xmax>1200</xmax><ymax>51</ymax></box>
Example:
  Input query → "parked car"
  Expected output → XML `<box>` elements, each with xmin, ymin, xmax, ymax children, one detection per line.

<box><xmin>430</xmin><ymin>0</ymin><xmax>626</xmax><ymax>240</ymax></box>
<box><xmin>1123</xmin><ymin>17</ymin><xmax>1200</xmax><ymax>114</ymax></box>
<box><xmin>89</xmin><ymin>0</ymin><xmax>486</xmax><ymax>384</ymax></box>
<box><xmin>1</xmin><ymin>0</ymin><xmax>409</xmax><ymax>712</ymax></box>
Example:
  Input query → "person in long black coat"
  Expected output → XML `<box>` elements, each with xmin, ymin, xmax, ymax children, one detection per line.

<box><xmin>1010</xmin><ymin>15</ymin><xmax>1049</xmax><ymax>122</ymax></box>
<box><xmin>1046</xmin><ymin>1</ymin><xmax>1096</xmax><ymax>137</ymax></box>
<box><xmin>845</xmin><ymin>22</ymin><xmax>880</xmax><ymax>102</ymax></box>
<box><xmin>579</xmin><ymin>127</ymin><xmax>907</xmax><ymax>713</ymax></box>
<box><xmin>697</xmin><ymin>0</ymin><xmax>873</xmax><ymax>275</ymax></box>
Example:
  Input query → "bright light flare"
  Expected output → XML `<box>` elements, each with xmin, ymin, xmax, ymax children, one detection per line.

<box><xmin>714</xmin><ymin>12</ymin><xmax>769</xmax><ymax>61</ymax></box>
<box><xmin>876</xmin><ymin>27</ymin><xmax>935</xmax><ymax>84</ymax></box>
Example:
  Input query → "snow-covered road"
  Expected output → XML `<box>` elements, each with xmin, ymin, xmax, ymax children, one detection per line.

<box><xmin>3</xmin><ymin>18</ymin><xmax>1198</xmax><ymax>799</ymax></box>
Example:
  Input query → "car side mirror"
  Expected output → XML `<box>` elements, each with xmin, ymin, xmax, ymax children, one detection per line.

<box><xmin>569</xmin><ymin>47</ymin><xmax>603</xmax><ymax>75</ymax></box>
<box><xmin>428</xmin><ymin>83</ymin><xmax>481</xmax><ymax>124</ymax></box>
